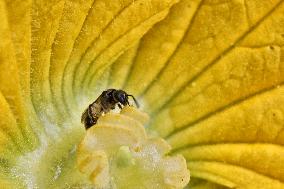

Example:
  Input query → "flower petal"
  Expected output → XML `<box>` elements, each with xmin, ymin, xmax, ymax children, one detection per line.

<box><xmin>1</xmin><ymin>0</ymin><xmax>284</xmax><ymax>188</ymax></box>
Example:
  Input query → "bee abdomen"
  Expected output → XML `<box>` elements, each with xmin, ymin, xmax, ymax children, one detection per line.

<box><xmin>81</xmin><ymin>108</ymin><xmax>98</xmax><ymax>129</ymax></box>
<box><xmin>84</xmin><ymin>116</ymin><xmax>98</xmax><ymax>129</ymax></box>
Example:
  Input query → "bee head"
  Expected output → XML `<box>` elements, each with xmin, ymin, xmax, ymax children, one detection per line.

<box><xmin>113</xmin><ymin>89</ymin><xmax>139</xmax><ymax>108</ymax></box>
<box><xmin>113</xmin><ymin>90</ymin><xmax>128</xmax><ymax>105</ymax></box>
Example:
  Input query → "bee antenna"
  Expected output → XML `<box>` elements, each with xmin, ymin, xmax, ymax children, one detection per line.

<box><xmin>127</xmin><ymin>95</ymin><xmax>139</xmax><ymax>108</ymax></box>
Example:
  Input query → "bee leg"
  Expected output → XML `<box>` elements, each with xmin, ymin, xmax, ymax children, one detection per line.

<box><xmin>111</xmin><ymin>105</ymin><xmax>116</xmax><ymax>110</ymax></box>
<box><xmin>118</xmin><ymin>103</ymin><xmax>123</xmax><ymax>109</ymax></box>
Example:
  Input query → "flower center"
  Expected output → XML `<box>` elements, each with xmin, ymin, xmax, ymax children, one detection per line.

<box><xmin>77</xmin><ymin>106</ymin><xmax>190</xmax><ymax>188</ymax></box>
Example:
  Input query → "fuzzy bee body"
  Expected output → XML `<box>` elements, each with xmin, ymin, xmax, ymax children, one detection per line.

<box><xmin>81</xmin><ymin>89</ymin><xmax>139</xmax><ymax>129</ymax></box>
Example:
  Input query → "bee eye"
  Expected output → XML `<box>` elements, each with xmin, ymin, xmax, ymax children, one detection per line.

<box><xmin>117</xmin><ymin>93</ymin><xmax>125</xmax><ymax>101</ymax></box>
<box><xmin>114</xmin><ymin>91</ymin><xmax>126</xmax><ymax>104</ymax></box>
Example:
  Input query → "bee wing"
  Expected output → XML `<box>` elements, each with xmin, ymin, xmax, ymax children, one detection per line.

<box><xmin>81</xmin><ymin>108</ymin><xmax>89</xmax><ymax>123</ymax></box>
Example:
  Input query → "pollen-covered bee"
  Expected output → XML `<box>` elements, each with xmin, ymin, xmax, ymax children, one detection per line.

<box><xmin>81</xmin><ymin>89</ymin><xmax>139</xmax><ymax>129</ymax></box>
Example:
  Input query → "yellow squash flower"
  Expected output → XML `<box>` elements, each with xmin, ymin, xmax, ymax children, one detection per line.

<box><xmin>0</xmin><ymin>0</ymin><xmax>283</xmax><ymax>188</ymax></box>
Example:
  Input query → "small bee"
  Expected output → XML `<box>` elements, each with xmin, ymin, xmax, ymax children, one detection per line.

<box><xmin>81</xmin><ymin>89</ymin><xmax>139</xmax><ymax>129</ymax></box>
